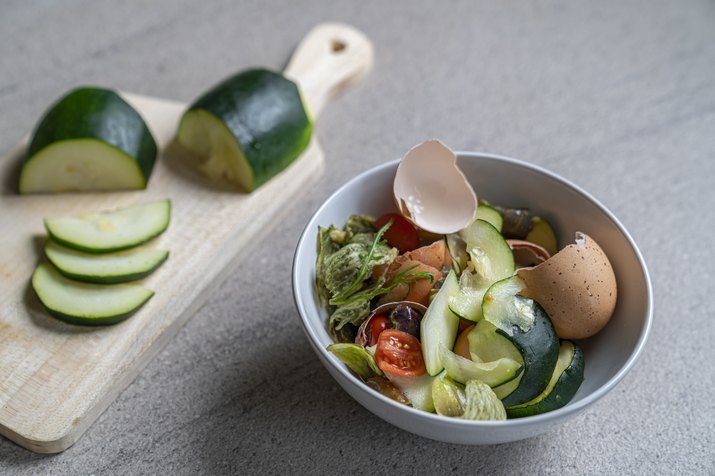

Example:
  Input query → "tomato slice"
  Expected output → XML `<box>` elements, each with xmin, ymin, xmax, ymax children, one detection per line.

<box><xmin>375</xmin><ymin>329</ymin><xmax>426</xmax><ymax>377</ymax></box>
<box><xmin>375</xmin><ymin>213</ymin><xmax>420</xmax><ymax>254</ymax></box>
<box><xmin>368</xmin><ymin>315</ymin><xmax>389</xmax><ymax>346</ymax></box>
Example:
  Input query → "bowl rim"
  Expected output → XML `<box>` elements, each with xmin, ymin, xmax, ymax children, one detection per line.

<box><xmin>292</xmin><ymin>150</ymin><xmax>653</xmax><ymax>428</ymax></box>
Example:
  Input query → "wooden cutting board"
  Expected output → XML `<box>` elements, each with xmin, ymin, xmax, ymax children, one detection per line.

<box><xmin>0</xmin><ymin>23</ymin><xmax>373</xmax><ymax>454</ymax></box>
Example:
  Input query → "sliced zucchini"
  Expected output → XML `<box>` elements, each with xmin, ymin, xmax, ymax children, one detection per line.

<box><xmin>32</xmin><ymin>263</ymin><xmax>153</xmax><ymax>326</ymax></box>
<box><xmin>19</xmin><ymin>87</ymin><xmax>157</xmax><ymax>193</ymax></box>
<box><xmin>385</xmin><ymin>373</ymin><xmax>435</xmax><ymax>412</ymax></box>
<box><xmin>525</xmin><ymin>216</ymin><xmax>558</xmax><ymax>256</ymax></box>
<box><xmin>476</xmin><ymin>201</ymin><xmax>503</xmax><ymax>232</ymax></box>
<box><xmin>448</xmin><ymin>220</ymin><xmax>515</xmax><ymax>322</ymax></box>
<box><xmin>448</xmin><ymin>286</ymin><xmax>484</xmax><ymax>323</ymax></box>
<box><xmin>44</xmin><ymin>200</ymin><xmax>171</xmax><ymax>253</ymax></box>
<box><xmin>45</xmin><ymin>239</ymin><xmax>168</xmax><ymax>284</ymax></box>
<box><xmin>177</xmin><ymin>68</ymin><xmax>313</xmax><ymax>192</ymax></box>
<box><xmin>482</xmin><ymin>275</ymin><xmax>535</xmax><ymax>335</ymax></box>
<box><xmin>480</xmin><ymin>278</ymin><xmax>560</xmax><ymax>406</ymax></box>
<box><xmin>439</xmin><ymin>344</ymin><xmax>522</xmax><ymax>387</ymax></box>
<box><xmin>444</xmin><ymin>233</ymin><xmax>468</xmax><ymax>275</ymax></box>
<box><xmin>467</xmin><ymin>320</ymin><xmax>525</xmax><ymax>400</ymax></box>
<box><xmin>506</xmin><ymin>341</ymin><xmax>584</xmax><ymax>418</ymax></box>
<box><xmin>420</xmin><ymin>269</ymin><xmax>461</xmax><ymax>376</ymax></box>
<box><xmin>432</xmin><ymin>371</ymin><xmax>466</xmax><ymax>417</ymax></box>
<box><xmin>459</xmin><ymin>220</ymin><xmax>515</xmax><ymax>279</ymax></box>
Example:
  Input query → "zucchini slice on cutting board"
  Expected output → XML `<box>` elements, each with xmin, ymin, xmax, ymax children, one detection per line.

<box><xmin>45</xmin><ymin>239</ymin><xmax>168</xmax><ymax>284</ymax></box>
<box><xmin>19</xmin><ymin>87</ymin><xmax>157</xmax><ymax>193</ymax></box>
<box><xmin>177</xmin><ymin>68</ymin><xmax>313</xmax><ymax>192</ymax></box>
<box><xmin>32</xmin><ymin>263</ymin><xmax>154</xmax><ymax>326</ymax></box>
<box><xmin>44</xmin><ymin>199</ymin><xmax>171</xmax><ymax>253</ymax></box>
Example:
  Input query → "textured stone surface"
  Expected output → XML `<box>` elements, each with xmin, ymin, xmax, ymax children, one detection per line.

<box><xmin>1</xmin><ymin>0</ymin><xmax>714</xmax><ymax>473</ymax></box>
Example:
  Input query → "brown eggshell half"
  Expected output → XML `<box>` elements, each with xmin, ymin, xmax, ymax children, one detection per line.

<box><xmin>516</xmin><ymin>232</ymin><xmax>617</xmax><ymax>339</ymax></box>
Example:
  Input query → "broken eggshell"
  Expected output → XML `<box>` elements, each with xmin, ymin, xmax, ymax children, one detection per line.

<box><xmin>516</xmin><ymin>232</ymin><xmax>617</xmax><ymax>340</ymax></box>
<box><xmin>507</xmin><ymin>239</ymin><xmax>551</xmax><ymax>267</ymax></box>
<box><xmin>393</xmin><ymin>140</ymin><xmax>477</xmax><ymax>235</ymax></box>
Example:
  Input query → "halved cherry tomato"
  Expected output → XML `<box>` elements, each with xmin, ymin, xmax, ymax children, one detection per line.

<box><xmin>375</xmin><ymin>329</ymin><xmax>426</xmax><ymax>377</ymax></box>
<box><xmin>368</xmin><ymin>315</ymin><xmax>389</xmax><ymax>346</ymax></box>
<box><xmin>375</xmin><ymin>213</ymin><xmax>420</xmax><ymax>254</ymax></box>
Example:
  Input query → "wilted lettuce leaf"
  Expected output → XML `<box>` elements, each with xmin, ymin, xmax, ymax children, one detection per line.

<box><xmin>461</xmin><ymin>380</ymin><xmax>507</xmax><ymax>420</ymax></box>
<box><xmin>330</xmin><ymin>277</ymin><xmax>386</xmax><ymax>306</ymax></box>
<box><xmin>347</xmin><ymin>232</ymin><xmax>375</xmax><ymax>246</ymax></box>
<box><xmin>316</xmin><ymin>226</ymin><xmax>342</xmax><ymax>306</ymax></box>
<box><xmin>323</xmin><ymin>241</ymin><xmax>397</xmax><ymax>302</ymax></box>
<box><xmin>328</xmin><ymin>299</ymin><xmax>371</xmax><ymax>333</ymax></box>
<box><xmin>327</xmin><ymin>343</ymin><xmax>382</xmax><ymax>379</ymax></box>
<box><xmin>344</xmin><ymin>214</ymin><xmax>375</xmax><ymax>238</ymax></box>
<box><xmin>323</xmin><ymin>243</ymin><xmax>369</xmax><ymax>297</ymax></box>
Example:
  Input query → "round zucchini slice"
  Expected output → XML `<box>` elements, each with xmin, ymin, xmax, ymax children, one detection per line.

<box><xmin>19</xmin><ymin>87</ymin><xmax>157</xmax><ymax>193</ymax></box>
<box><xmin>177</xmin><ymin>68</ymin><xmax>313</xmax><ymax>192</ymax></box>
<box><xmin>32</xmin><ymin>263</ymin><xmax>154</xmax><ymax>326</ymax></box>
<box><xmin>45</xmin><ymin>239</ymin><xmax>168</xmax><ymax>284</ymax></box>
<box><xmin>44</xmin><ymin>199</ymin><xmax>171</xmax><ymax>253</ymax></box>
<box><xmin>506</xmin><ymin>340</ymin><xmax>584</xmax><ymax>418</ymax></box>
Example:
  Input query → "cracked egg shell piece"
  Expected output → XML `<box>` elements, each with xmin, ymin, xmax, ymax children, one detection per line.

<box><xmin>516</xmin><ymin>232</ymin><xmax>617</xmax><ymax>339</ymax></box>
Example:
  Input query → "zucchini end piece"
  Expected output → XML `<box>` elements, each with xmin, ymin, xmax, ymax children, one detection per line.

<box><xmin>177</xmin><ymin>109</ymin><xmax>255</xmax><ymax>192</ymax></box>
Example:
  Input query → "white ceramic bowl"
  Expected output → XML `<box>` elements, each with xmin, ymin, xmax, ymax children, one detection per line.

<box><xmin>292</xmin><ymin>152</ymin><xmax>653</xmax><ymax>445</ymax></box>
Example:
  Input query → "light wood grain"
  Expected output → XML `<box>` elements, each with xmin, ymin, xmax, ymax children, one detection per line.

<box><xmin>0</xmin><ymin>23</ymin><xmax>373</xmax><ymax>453</ymax></box>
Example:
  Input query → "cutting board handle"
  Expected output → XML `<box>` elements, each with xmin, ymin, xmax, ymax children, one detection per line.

<box><xmin>284</xmin><ymin>23</ymin><xmax>374</xmax><ymax>118</ymax></box>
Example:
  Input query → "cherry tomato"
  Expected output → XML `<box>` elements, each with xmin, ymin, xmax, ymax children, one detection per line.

<box><xmin>375</xmin><ymin>213</ymin><xmax>420</xmax><ymax>254</ymax></box>
<box><xmin>368</xmin><ymin>315</ymin><xmax>389</xmax><ymax>346</ymax></box>
<box><xmin>375</xmin><ymin>329</ymin><xmax>426</xmax><ymax>377</ymax></box>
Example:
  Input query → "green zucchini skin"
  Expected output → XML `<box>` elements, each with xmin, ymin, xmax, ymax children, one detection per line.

<box><xmin>182</xmin><ymin>68</ymin><xmax>313</xmax><ymax>189</ymax></box>
<box><xmin>44</xmin><ymin>303</ymin><xmax>152</xmax><ymax>327</ymax></box>
<box><xmin>32</xmin><ymin>263</ymin><xmax>154</xmax><ymax>326</ymax></box>
<box><xmin>45</xmin><ymin>244</ymin><xmax>170</xmax><ymax>284</ymax></box>
<box><xmin>43</xmin><ymin>199</ymin><xmax>171</xmax><ymax>254</ymax></box>
<box><xmin>507</xmin><ymin>341</ymin><xmax>585</xmax><ymax>418</ymax></box>
<box><xmin>23</xmin><ymin>87</ymin><xmax>157</xmax><ymax>189</ymax></box>
<box><xmin>498</xmin><ymin>302</ymin><xmax>560</xmax><ymax>407</ymax></box>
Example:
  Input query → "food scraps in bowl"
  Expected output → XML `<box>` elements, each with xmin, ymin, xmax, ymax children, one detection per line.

<box><xmin>315</xmin><ymin>140</ymin><xmax>617</xmax><ymax>420</ymax></box>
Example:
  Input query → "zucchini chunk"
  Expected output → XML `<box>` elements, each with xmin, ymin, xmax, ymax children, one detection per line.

<box><xmin>32</xmin><ymin>263</ymin><xmax>154</xmax><ymax>326</ymax></box>
<box><xmin>177</xmin><ymin>68</ymin><xmax>313</xmax><ymax>192</ymax></box>
<box><xmin>506</xmin><ymin>341</ymin><xmax>584</xmax><ymax>418</ymax></box>
<box><xmin>44</xmin><ymin>199</ymin><xmax>171</xmax><ymax>253</ymax></box>
<box><xmin>19</xmin><ymin>87</ymin><xmax>157</xmax><ymax>193</ymax></box>
<box><xmin>45</xmin><ymin>239</ymin><xmax>168</xmax><ymax>284</ymax></box>
<box><xmin>479</xmin><ymin>278</ymin><xmax>560</xmax><ymax>406</ymax></box>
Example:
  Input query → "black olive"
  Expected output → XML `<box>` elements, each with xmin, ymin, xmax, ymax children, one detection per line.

<box><xmin>389</xmin><ymin>304</ymin><xmax>422</xmax><ymax>338</ymax></box>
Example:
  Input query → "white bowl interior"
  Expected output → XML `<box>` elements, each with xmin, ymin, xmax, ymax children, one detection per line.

<box><xmin>293</xmin><ymin>152</ymin><xmax>652</xmax><ymax>444</ymax></box>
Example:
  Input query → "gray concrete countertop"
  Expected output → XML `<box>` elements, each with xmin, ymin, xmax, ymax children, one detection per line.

<box><xmin>1</xmin><ymin>0</ymin><xmax>713</xmax><ymax>474</ymax></box>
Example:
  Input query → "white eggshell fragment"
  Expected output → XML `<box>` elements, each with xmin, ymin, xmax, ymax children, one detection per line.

<box><xmin>516</xmin><ymin>232</ymin><xmax>617</xmax><ymax>339</ymax></box>
<box><xmin>393</xmin><ymin>140</ymin><xmax>477</xmax><ymax>234</ymax></box>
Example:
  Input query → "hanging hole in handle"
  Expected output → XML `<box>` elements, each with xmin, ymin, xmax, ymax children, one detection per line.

<box><xmin>331</xmin><ymin>39</ymin><xmax>347</xmax><ymax>53</ymax></box>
